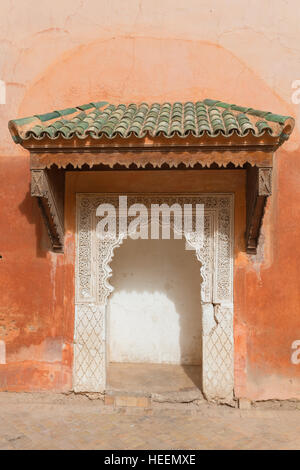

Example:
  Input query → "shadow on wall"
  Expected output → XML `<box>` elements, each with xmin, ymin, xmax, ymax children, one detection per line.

<box><xmin>18</xmin><ymin>185</ymin><xmax>52</xmax><ymax>258</ymax></box>
<box><xmin>108</xmin><ymin>237</ymin><xmax>203</xmax><ymax>391</ymax></box>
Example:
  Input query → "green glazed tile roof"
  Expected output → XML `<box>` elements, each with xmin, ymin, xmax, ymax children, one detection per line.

<box><xmin>9</xmin><ymin>99</ymin><xmax>294</xmax><ymax>143</ymax></box>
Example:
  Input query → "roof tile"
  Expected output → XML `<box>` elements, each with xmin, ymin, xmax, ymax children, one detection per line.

<box><xmin>8</xmin><ymin>99</ymin><xmax>295</xmax><ymax>143</ymax></box>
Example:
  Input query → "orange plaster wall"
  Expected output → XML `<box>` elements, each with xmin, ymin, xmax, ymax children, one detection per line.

<box><xmin>0</xmin><ymin>1</ymin><xmax>300</xmax><ymax>398</ymax></box>
<box><xmin>239</xmin><ymin>148</ymin><xmax>300</xmax><ymax>400</ymax></box>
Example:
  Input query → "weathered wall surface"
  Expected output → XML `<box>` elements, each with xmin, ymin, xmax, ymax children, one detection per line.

<box><xmin>0</xmin><ymin>0</ymin><xmax>300</xmax><ymax>398</ymax></box>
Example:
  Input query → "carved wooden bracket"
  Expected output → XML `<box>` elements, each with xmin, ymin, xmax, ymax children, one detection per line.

<box><xmin>246</xmin><ymin>166</ymin><xmax>272</xmax><ymax>254</ymax></box>
<box><xmin>31</xmin><ymin>168</ymin><xmax>65</xmax><ymax>252</ymax></box>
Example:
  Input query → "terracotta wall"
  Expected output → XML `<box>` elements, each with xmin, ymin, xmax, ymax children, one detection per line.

<box><xmin>0</xmin><ymin>0</ymin><xmax>299</xmax><ymax>399</ymax></box>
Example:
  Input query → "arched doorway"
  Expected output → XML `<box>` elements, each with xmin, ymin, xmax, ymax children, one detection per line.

<box><xmin>74</xmin><ymin>193</ymin><xmax>234</xmax><ymax>402</ymax></box>
<box><xmin>106</xmin><ymin>237</ymin><xmax>203</xmax><ymax>395</ymax></box>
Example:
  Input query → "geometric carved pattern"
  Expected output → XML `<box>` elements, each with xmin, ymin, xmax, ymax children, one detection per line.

<box><xmin>73</xmin><ymin>304</ymin><xmax>105</xmax><ymax>392</ymax></box>
<box><xmin>202</xmin><ymin>304</ymin><xmax>234</xmax><ymax>400</ymax></box>
<box><xmin>31</xmin><ymin>169</ymin><xmax>48</xmax><ymax>198</ymax></box>
<box><xmin>74</xmin><ymin>193</ymin><xmax>234</xmax><ymax>400</ymax></box>
<box><xmin>258</xmin><ymin>167</ymin><xmax>272</xmax><ymax>196</ymax></box>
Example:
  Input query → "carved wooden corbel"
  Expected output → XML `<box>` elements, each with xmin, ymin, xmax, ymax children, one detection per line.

<box><xmin>246</xmin><ymin>166</ymin><xmax>272</xmax><ymax>254</ymax></box>
<box><xmin>31</xmin><ymin>168</ymin><xmax>64</xmax><ymax>252</ymax></box>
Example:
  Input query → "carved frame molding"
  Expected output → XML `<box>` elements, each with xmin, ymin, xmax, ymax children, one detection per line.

<box><xmin>74</xmin><ymin>193</ymin><xmax>234</xmax><ymax>401</ymax></box>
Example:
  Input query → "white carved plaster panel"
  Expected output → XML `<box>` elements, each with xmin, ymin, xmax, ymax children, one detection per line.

<box><xmin>74</xmin><ymin>193</ymin><xmax>234</xmax><ymax>399</ymax></box>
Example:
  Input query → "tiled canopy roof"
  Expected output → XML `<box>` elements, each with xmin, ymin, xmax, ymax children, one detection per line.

<box><xmin>9</xmin><ymin>99</ymin><xmax>294</xmax><ymax>143</ymax></box>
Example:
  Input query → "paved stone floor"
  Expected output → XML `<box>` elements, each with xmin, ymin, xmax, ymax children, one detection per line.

<box><xmin>0</xmin><ymin>393</ymin><xmax>300</xmax><ymax>450</ymax></box>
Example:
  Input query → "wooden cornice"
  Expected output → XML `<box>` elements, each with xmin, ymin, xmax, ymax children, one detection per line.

<box><xmin>29</xmin><ymin>143</ymin><xmax>275</xmax><ymax>254</ymax></box>
<box><xmin>29</xmin><ymin>146</ymin><xmax>274</xmax><ymax>170</ymax></box>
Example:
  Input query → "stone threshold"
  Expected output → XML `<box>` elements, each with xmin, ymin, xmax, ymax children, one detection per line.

<box><xmin>0</xmin><ymin>392</ymin><xmax>299</xmax><ymax>411</ymax></box>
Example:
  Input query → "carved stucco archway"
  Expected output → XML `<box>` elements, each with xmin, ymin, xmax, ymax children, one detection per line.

<box><xmin>74</xmin><ymin>193</ymin><xmax>234</xmax><ymax>401</ymax></box>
